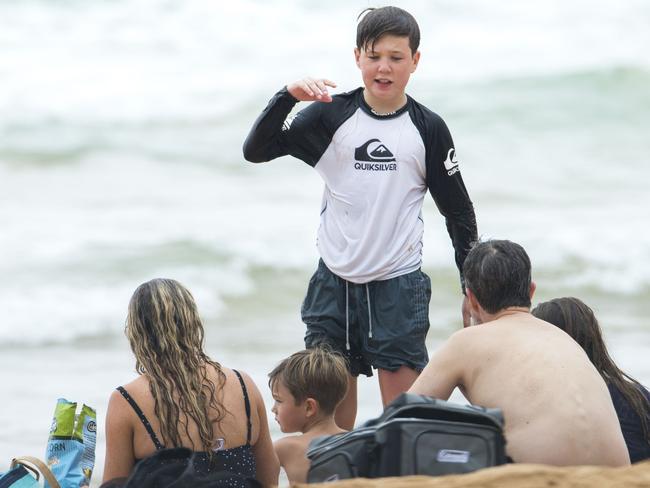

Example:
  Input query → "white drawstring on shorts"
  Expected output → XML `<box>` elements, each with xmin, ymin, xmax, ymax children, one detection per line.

<box><xmin>366</xmin><ymin>284</ymin><xmax>373</xmax><ymax>339</ymax></box>
<box><xmin>345</xmin><ymin>281</ymin><xmax>373</xmax><ymax>350</ymax></box>
<box><xmin>345</xmin><ymin>281</ymin><xmax>350</xmax><ymax>350</ymax></box>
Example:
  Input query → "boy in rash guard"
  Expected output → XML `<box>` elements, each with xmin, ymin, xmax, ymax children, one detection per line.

<box><xmin>243</xmin><ymin>6</ymin><xmax>477</xmax><ymax>429</ymax></box>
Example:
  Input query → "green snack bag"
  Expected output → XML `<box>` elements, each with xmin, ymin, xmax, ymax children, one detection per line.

<box><xmin>45</xmin><ymin>399</ymin><xmax>96</xmax><ymax>488</ymax></box>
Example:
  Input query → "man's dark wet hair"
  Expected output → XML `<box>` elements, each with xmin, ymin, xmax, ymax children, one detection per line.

<box><xmin>356</xmin><ymin>6</ymin><xmax>420</xmax><ymax>55</ymax></box>
<box><xmin>462</xmin><ymin>239</ymin><xmax>532</xmax><ymax>314</ymax></box>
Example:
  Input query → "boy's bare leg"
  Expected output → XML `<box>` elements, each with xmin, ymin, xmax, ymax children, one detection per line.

<box><xmin>378</xmin><ymin>366</ymin><xmax>419</xmax><ymax>407</ymax></box>
<box><xmin>334</xmin><ymin>373</ymin><xmax>358</xmax><ymax>430</ymax></box>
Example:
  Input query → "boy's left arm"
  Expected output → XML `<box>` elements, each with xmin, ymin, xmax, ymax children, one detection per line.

<box><xmin>425</xmin><ymin>117</ymin><xmax>478</xmax><ymax>295</ymax></box>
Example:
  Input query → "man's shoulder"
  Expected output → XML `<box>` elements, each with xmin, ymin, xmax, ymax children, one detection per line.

<box><xmin>435</xmin><ymin>326</ymin><xmax>484</xmax><ymax>358</ymax></box>
<box><xmin>451</xmin><ymin>323</ymin><xmax>487</xmax><ymax>339</ymax></box>
<box><xmin>446</xmin><ymin>321</ymin><xmax>506</xmax><ymax>350</ymax></box>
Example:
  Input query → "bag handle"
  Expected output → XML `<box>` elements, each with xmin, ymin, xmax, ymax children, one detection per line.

<box><xmin>10</xmin><ymin>456</ymin><xmax>61</xmax><ymax>488</ymax></box>
<box><xmin>380</xmin><ymin>393</ymin><xmax>505</xmax><ymax>428</ymax></box>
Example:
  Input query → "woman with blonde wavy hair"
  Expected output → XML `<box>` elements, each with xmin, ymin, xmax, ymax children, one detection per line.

<box><xmin>102</xmin><ymin>278</ymin><xmax>279</xmax><ymax>485</ymax></box>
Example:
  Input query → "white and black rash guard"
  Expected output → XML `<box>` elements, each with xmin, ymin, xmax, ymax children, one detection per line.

<box><xmin>243</xmin><ymin>86</ymin><xmax>477</xmax><ymax>288</ymax></box>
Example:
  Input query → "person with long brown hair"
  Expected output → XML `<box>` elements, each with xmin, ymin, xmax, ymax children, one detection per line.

<box><xmin>532</xmin><ymin>297</ymin><xmax>650</xmax><ymax>463</ymax></box>
<box><xmin>102</xmin><ymin>278</ymin><xmax>279</xmax><ymax>485</ymax></box>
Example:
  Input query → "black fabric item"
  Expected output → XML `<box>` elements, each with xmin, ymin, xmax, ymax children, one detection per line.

<box><xmin>307</xmin><ymin>428</ymin><xmax>377</xmax><ymax>482</ymax></box>
<box><xmin>242</xmin><ymin>86</ymin><xmax>358</xmax><ymax>168</ymax></box>
<box><xmin>116</xmin><ymin>369</ymin><xmax>257</xmax><ymax>478</ymax></box>
<box><xmin>121</xmin><ymin>448</ymin><xmax>261</xmax><ymax>488</ymax></box>
<box><xmin>302</xmin><ymin>259</ymin><xmax>432</xmax><ymax>377</ymax></box>
<box><xmin>99</xmin><ymin>477</ymin><xmax>127</xmax><ymax>488</ymax></box>
<box><xmin>117</xmin><ymin>368</ymin><xmax>252</xmax><ymax>451</ymax></box>
<box><xmin>608</xmin><ymin>383</ymin><xmax>650</xmax><ymax>463</ymax></box>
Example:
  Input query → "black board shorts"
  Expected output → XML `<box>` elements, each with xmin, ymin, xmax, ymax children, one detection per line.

<box><xmin>302</xmin><ymin>259</ymin><xmax>431</xmax><ymax>377</ymax></box>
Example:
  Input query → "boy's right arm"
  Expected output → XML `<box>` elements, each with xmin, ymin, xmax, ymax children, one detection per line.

<box><xmin>287</xmin><ymin>77</ymin><xmax>336</xmax><ymax>103</ymax></box>
<box><xmin>242</xmin><ymin>78</ymin><xmax>336</xmax><ymax>164</ymax></box>
<box><xmin>273</xmin><ymin>437</ymin><xmax>291</xmax><ymax>468</ymax></box>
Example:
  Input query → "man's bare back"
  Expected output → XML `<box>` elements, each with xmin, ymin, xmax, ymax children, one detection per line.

<box><xmin>410</xmin><ymin>311</ymin><xmax>629</xmax><ymax>466</ymax></box>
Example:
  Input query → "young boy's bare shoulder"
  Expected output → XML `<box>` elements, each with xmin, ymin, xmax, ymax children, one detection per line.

<box><xmin>274</xmin><ymin>434</ymin><xmax>310</xmax><ymax>458</ymax></box>
<box><xmin>274</xmin><ymin>434</ymin><xmax>317</xmax><ymax>484</ymax></box>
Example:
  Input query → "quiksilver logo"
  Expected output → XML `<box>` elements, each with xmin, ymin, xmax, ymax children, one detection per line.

<box><xmin>444</xmin><ymin>148</ymin><xmax>459</xmax><ymax>176</ymax></box>
<box><xmin>354</xmin><ymin>139</ymin><xmax>397</xmax><ymax>171</ymax></box>
<box><xmin>282</xmin><ymin>114</ymin><xmax>296</xmax><ymax>131</ymax></box>
<box><xmin>355</xmin><ymin>139</ymin><xmax>396</xmax><ymax>162</ymax></box>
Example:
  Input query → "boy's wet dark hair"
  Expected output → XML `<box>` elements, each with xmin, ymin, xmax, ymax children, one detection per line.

<box><xmin>268</xmin><ymin>346</ymin><xmax>348</xmax><ymax>415</ymax></box>
<box><xmin>356</xmin><ymin>6</ymin><xmax>421</xmax><ymax>55</ymax></box>
<box><xmin>463</xmin><ymin>239</ymin><xmax>532</xmax><ymax>314</ymax></box>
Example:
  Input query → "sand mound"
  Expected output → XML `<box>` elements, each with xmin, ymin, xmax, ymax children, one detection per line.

<box><xmin>297</xmin><ymin>461</ymin><xmax>650</xmax><ymax>488</ymax></box>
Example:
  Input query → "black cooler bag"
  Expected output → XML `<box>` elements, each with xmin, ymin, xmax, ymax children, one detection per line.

<box><xmin>307</xmin><ymin>393</ymin><xmax>508</xmax><ymax>482</ymax></box>
<box><xmin>306</xmin><ymin>426</ymin><xmax>376</xmax><ymax>482</ymax></box>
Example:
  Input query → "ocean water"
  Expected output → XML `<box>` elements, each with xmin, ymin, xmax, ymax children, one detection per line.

<box><xmin>1</xmin><ymin>0</ymin><xmax>649</xmax><ymax>484</ymax></box>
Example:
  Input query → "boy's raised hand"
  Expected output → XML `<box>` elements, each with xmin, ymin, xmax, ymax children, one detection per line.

<box><xmin>288</xmin><ymin>77</ymin><xmax>337</xmax><ymax>103</ymax></box>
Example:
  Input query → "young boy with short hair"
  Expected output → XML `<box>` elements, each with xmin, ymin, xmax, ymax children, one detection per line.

<box><xmin>245</xmin><ymin>6</ymin><xmax>478</xmax><ymax>429</ymax></box>
<box><xmin>268</xmin><ymin>347</ymin><xmax>349</xmax><ymax>485</ymax></box>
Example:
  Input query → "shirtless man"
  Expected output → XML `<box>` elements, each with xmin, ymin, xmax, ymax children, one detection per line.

<box><xmin>409</xmin><ymin>239</ymin><xmax>630</xmax><ymax>466</ymax></box>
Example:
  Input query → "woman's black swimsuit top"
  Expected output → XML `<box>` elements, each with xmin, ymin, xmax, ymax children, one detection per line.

<box><xmin>116</xmin><ymin>369</ymin><xmax>256</xmax><ymax>478</ymax></box>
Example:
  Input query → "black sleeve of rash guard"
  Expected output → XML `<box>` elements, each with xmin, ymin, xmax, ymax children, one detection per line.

<box><xmin>410</xmin><ymin>106</ymin><xmax>478</xmax><ymax>293</ymax></box>
<box><xmin>242</xmin><ymin>87</ymin><xmax>331</xmax><ymax>167</ymax></box>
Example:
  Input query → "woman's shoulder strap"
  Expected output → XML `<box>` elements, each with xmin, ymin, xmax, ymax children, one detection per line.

<box><xmin>231</xmin><ymin>370</ymin><xmax>252</xmax><ymax>445</ymax></box>
<box><xmin>116</xmin><ymin>386</ymin><xmax>165</xmax><ymax>450</ymax></box>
